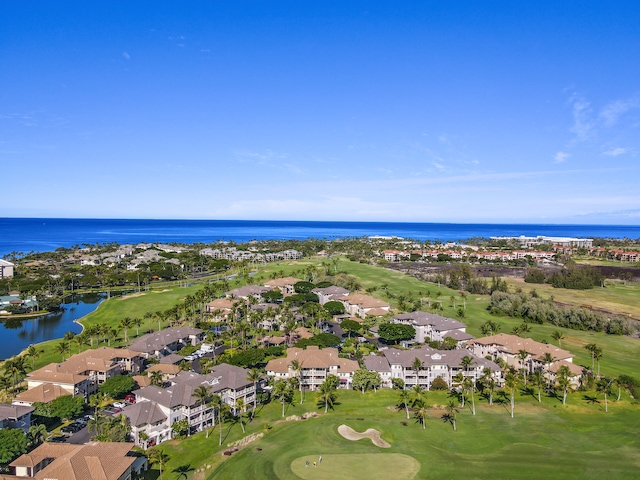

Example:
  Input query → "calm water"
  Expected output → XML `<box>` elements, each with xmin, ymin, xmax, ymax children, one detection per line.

<box><xmin>0</xmin><ymin>293</ymin><xmax>103</xmax><ymax>360</ymax></box>
<box><xmin>1</xmin><ymin>218</ymin><xmax>640</xmax><ymax>257</ymax></box>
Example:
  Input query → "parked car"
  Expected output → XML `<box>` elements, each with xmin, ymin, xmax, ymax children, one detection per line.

<box><xmin>113</xmin><ymin>402</ymin><xmax>126</xmax><ymax>409</ymax></box>
<box><xmin>184</xmin><ymin>355</ymin><xmax>195</xmax><ymax>362</ymax></box>
<box><xmin>61</xmin><ymin>423</ymin><xmax>83</xmax><ymax>435</ymax></box>
<box><xmin>124</xmin><ymin>394</ymin><xmax>136</xmax><ymax>404</ymax></box>
<box><xmin>47</xmin><ymin>435</ymin><xmax>67</xmax><ymax>443</ymax></box>
<box><xmin>200</xmin><ymin>344</ymin><xmax>214</xmax><ymax>353</ymax></box>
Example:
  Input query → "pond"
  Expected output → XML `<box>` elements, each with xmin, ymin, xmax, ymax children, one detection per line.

<box><xmin>0</xmin><ymin>293</ymin><xmax>105</xmax><ymax>360</ymax></box>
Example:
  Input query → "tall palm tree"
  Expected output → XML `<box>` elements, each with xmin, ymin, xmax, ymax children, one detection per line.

<box><xmin>236</xmin><ymin>398</ymin><xmax>246</xmax><ymax>433</ymax></box>
<box><xmin>289</xmin><ymin>360</ymin><xmax>304</xmax><ymax>404</ymax></box>
<box><xmin>518</xmin><ymin>350</ymin><xmax>529</xmax><ymax>385</ymax></box>
<box><xmin>551</xmin><ymin>330</ymin><xmax>565</xmax><ymax>348</ymax></box>
<box><xmin>193</xmin><ymin>385</ymin><xmax>212</xmax><ymax>408</ymax></box>
<box><xmin>26</xmin><ymin>345</ymin><xmax>39</xmax><ymax>370</ymax></box>
<box><xmin>481</xmin><ymin>367</ymin><xmax>496</xmax><ymax>406</ymax></box>
<box><xmin>414</xmin><ymin>399</ymin><xmax>429</xmax><ymax>429</ymax></box>
<box><xmin>317</xmin><ymin>379</ymin><xmax>338</xmax><ymax>413</ymax></box>
<box><xmin>504</xmin><ymin>372</ymin><xmax>518</xmax><ymax>418</ymax></box>
<box><xmin>597</xmin><ymin>378</ymin><xmax>613</xmax><ymax>413</ymax></box>
<box><xmin>531</xmin><ymin>369</ymin><xmax>545</xmax><ymax>403</ymax></box>
<box><xmin>56</xmin><ymin>341</ymin><xmax>69</xmax><ymax>362</ymax></box>
<box><xmin>246</xmin><ymin>368</ymin><xmax>262</xmax><ymax>415</ymax></box>
<box><xmin>541</xmin><ymin>352</ymin><xmax>555</xmax><ymax>390</ymax></box>
<box><xmin>273</xmin><ymin>379</ymin><xmax>291</xmax><ymax>418</ymax></box>
<box><xmin>593</xmin><ymin>346</ymin><xmax>603</xmax><ymax>377</ymax></box>
<box><xmin>411</xmin><ymin>357</ymin><xmax>424</xmax><ymax>388</ymax></box>
<box><xmin>149</xmin><ymin>448</ymin><xmax>170</xmax><ymax>479</ymax></box>
<box><xmin>445</xmin><ymin>400</ymin><xmax>459</xmax><ymax>431</ymax></box>
<box><xmin>119</xmin><ymin>317</ymin><xmax>132</xmax><ymax>344</ymax></box>
<box><xmin>556</xmin><ymin>365</ymin><xmax>571</xmax><ymax>405</ymax></box>
<box><xmin>409</xmin><ymin>384</ymin><xmax>425</xmax><ymax>410</ymax></box>
<box><xmin>463</xmin><ymin>376</ymin><xmax>476</xmax><ymax>415</ymax></box>
<box><xmin>132</xmin><ymin>317</ymin><xmax>142</xmax><ymax>337</ymax></box>
<box><xmin>398</xmin><ymin>389</ymin><xmax>411</xmax><ymax>420</ymax></box>
<box><xmin>584</xmin><ymin>343</ymin><xmax>598</xmax><ymax>371</ymax></box>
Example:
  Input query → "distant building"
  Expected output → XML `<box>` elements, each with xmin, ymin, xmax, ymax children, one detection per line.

<box><xmin>0</xmin><ymin>404</ymin><xmax>34</xmax><ymax>433</ymax></box>
<box><xmin>0</xmin><ymin>259</ymin><xmax>14</xmax><ymax>279</ymax></box>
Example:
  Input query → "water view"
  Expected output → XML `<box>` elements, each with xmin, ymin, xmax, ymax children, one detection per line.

<box><xmin>0</xmin><ymin>293</ymin><xmax>103</xmax><ymax>360</ymax></box>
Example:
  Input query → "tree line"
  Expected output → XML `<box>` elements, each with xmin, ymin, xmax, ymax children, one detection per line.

<box><xmin>487</xmin><ymin>291</ymin><xmax>636</xmax><ymax>335</ymax></box>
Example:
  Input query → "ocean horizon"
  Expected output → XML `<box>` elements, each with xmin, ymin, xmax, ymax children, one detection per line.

<box><xmin>1</xmin><ymin>217</ymin><xmax>640</xmax><ymax>257</ymax></box>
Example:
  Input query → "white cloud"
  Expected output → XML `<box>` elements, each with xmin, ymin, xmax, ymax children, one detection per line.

<box><xmin>122</xmin><ymin>52</ymin><xmax>131</xmax><ymax>60</ymax></box>
<box><xmin>431</xmin><ymin>161</ymin><xmax>445</xmax><ymax>170</ymax></box>
<box><xmin>600</xmin><ymin>96</ymin><xmax>640</xmax><ymax>126</ymax></box>
<box><xmin>569</xmin><ymin>96</ymin><xmax>594</xmax><ymax>141</ymax></box>
<box><xmin>554</xmin><ymin>151</ymin><xmax>570</xmax><ymax>163</ymax></box>
<box><xmin>603</xmin><ymin>147</ymin><xmax>627</xmax><ymax>157</ymax></box>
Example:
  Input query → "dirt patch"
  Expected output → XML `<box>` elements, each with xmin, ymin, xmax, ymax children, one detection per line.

<box><xmin>337</xmin><ymin>424</ymin><xmax>391</xmax><ymax>448</ymax></box>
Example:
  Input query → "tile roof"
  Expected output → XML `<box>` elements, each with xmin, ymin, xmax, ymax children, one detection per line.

<box><xmin>129</xmin><ymin>327</ymin><xmax>203</xmax><ymax>354</ymax></box>
<box><xmin>12</xmin><ymin>442</ymin><xmax>136</xmax><ymax>480</ymax></box>
<box><xmin>382</xmin><ymin>346</ymin><xmax>500</xmax><ymax>371</ymax></box>
<box><xmin>14</xmin><ymin>384</ymin><xmax>69</xmax><ymax>404</ymax></box>
<box><xmin>0</xmin><ymin>403</ymin><xmax>34</xmax><ymax>421</ymax></box>
<box><xmin>121</xmin><ymin>401</ymin><xmax>166</xmax><ymax>427</ymax></box>
<box><xmin>470</xmin><ymin>334</ymin><xmax>573</xmax><ymax>361</ymax></box>
<box><xmin>265</xmin><ymin>346</ymin><xmax>359</xmax><ymax>374</ymax></box>
<box><xmin>393</xmin><ymin>311</ymin><xmax>466</xmax><ymax>330</ymax></box>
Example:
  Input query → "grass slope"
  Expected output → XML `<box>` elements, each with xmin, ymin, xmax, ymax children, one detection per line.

<box><xmin>206</xmin><ymin>390</ymin><xmax>640</xmax><ymax>480</ymax></box>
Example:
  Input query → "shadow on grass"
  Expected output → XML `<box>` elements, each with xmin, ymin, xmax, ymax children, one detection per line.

<box><xmin>172</xmin><ymin>463</ymin><xmax>194</xmax><ymax>479</ymax></box>
<box><xmin>583</xmin><ymin>394</ymin><xmax>600</xmax><ymax>404</ymax></box>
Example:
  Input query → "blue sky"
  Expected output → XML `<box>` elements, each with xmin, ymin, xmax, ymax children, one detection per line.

<box><xmin>1</xmin><ymin>1</ymin><xmax>639</xmax><ymax>224</ymax></box>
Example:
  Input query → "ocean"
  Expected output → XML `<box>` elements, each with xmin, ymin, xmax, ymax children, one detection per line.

<box><xmin>1</xmin><ymin>218</ymin><xmax>640</xmax><ymax>257</ymax></box>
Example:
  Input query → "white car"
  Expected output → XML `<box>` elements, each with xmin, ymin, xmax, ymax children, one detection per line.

<box><xmin>113</xmin><ymin>402</ymin><xmax>126</xmax><ymax>409</ymax></box>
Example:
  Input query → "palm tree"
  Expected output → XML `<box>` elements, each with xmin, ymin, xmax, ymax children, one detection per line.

<box><xmin>132</xmin><ymin>317</ymin><xmax>142</xmax><ymax>337</ymax></box>
<box><xmin>272</xmin><ymin>379</ymin><xmax>291</xmax><ymax>418</ymax></box>
<box><xmin>317</xmin><ymin>378</ymin><xmax>338</xmax><ymax>413</ymax></box>
<box><xmin>597</xmin><ymin>378</ymin><xmax>613</xmax><ymax>413</ymax></box>
<box><xmin>56</xmin><ymin>341</ymin><xmax>69</xmax><ymax>362</ymax></box>
<box><xmin>409</xmin><ymin>384</ymin><xmax>425</xmax><ymax>410</ymax></box>
<box><xmin>593</xmin><ymin>346</ymin><xmax>603</xmax><ymax>377</ymax></box>
<box><xmin>481</xmin><ymin>368</ymin><xmax>496</xmax><ymax>405</ymax></box>
<box><xmin>27</xmin><ymin>423</ymin><xmax>47</xmax><ymax>448</ymax></box>
<box><xmin>290</xmin><ymin>359</ymin><xmax>304</xmax><ymax>404</ymax></box>
<box><xmin>504</xmin><ymin>372</ymin><xmax>518</xmax><ymax>418</ymax></box>
<box><xmin>88</xmin><ymin>414</ymin><xmax>108</xmax><ymax>438</ymax></box>
<box><xmin>5</xmin><ymin>356</ymin><xmax>28</xmax><ymax>388</ymax></box>
<box><xmin>445</xmin><ymin>400</ymin><xmax>459</xmax><ymax>431</ymax></box>
<box><xmin>411</xmin><ymin>357</ymin><xmax>424</xmax><ymax>388</ymax></box>
<box><xmin>453</xmin><ymin>372</ymin><xmax>465</xmax><ymax>407</ymax></box>
<box><xmin>119</xmin><ymin>317</ymin><xmax>132</xmax><ymax>344</ymax></box>
<box><xmin>541</xmin><ymin>352</ymin><xmax>555</xmax><ymax>390</ymax></box>
<box><xmin>414</xmin><ymin>398</ymin><xmax>429</xmax><ymax>429</ymax></box>
<box><xmin>193</xmin><ymin>385</ymin><xmax>212</xmax><ymax>410</ymax></box>
<box><xmin>518</xmin><ymin>350</ymin><xmax>529</xmax><ymax>385</ymax></box>
<box><xmin>551</xmin><ymin>330</ymin><xmax>565</xmax><ymax>348</ymax></box>
<box><xmin>531</xmin><ymin>369</ymin><xmax>545</xmax><ymax>403</ymax></box>
<box><xmin>236</xmin><ymin>398</ymin><xmax>246</xmax><ymax>433</ymax></box>
<box><xmin>150</xmin><ymin>371</ymin><xmax>164</xmax><ymax>387</ymax></box>
<box><xmin>246</xmin><ymin>368</ymin><xmax>262</xmax><ymax>416</ymax></box>
<box><xmin>149</xmin><ymin>448</ymin><xmax>170</xmax><ymax>479</ymax></box>
<box><xmin>89</xmin><ymin>393</ymin><xmax>104</xmax><ymax>416</ymax></box>
<box><xmin>584</xmin><ymin>343</ymin><xmax>598</xmax><ymax>371</ymax></box>
<box><xmin>462</xmin><ymin>377</ymin><xmax>476</xmax><ymax>415</ymax></box>
<box><xmin>26</xmin><ymin>345</ymin><xmax>39</xmax><ymax>370</ymax></box>
<box><xmin>556</xmin><ymin>365</ymin><xmax>571</xmax><ymax>405</ymax></box>
<box><xmin>398</xmin><ymin>389</ymin><xmax>411</xmax><ymax>420</ymax></box>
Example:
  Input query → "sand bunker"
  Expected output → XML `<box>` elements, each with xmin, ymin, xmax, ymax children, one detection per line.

<box><xmin>119</xmin><ymin>292</ymin><xmax>146</xmax><ymax>300</ymax></box>
<box><xmin>338</xmin><ymin>424</ymin><xmax>391</xmax><ymax>448</ymax></box>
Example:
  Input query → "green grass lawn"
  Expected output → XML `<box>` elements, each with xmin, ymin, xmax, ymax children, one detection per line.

<box><xmin>200</xmin><ymin>389</ymin><xmax>640</xmax><ymax>480</ymax></box>
<box><xmin>5</xmin><ymin>257</ymin><xmax>640</xmax><ymax>479</ymax></box>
